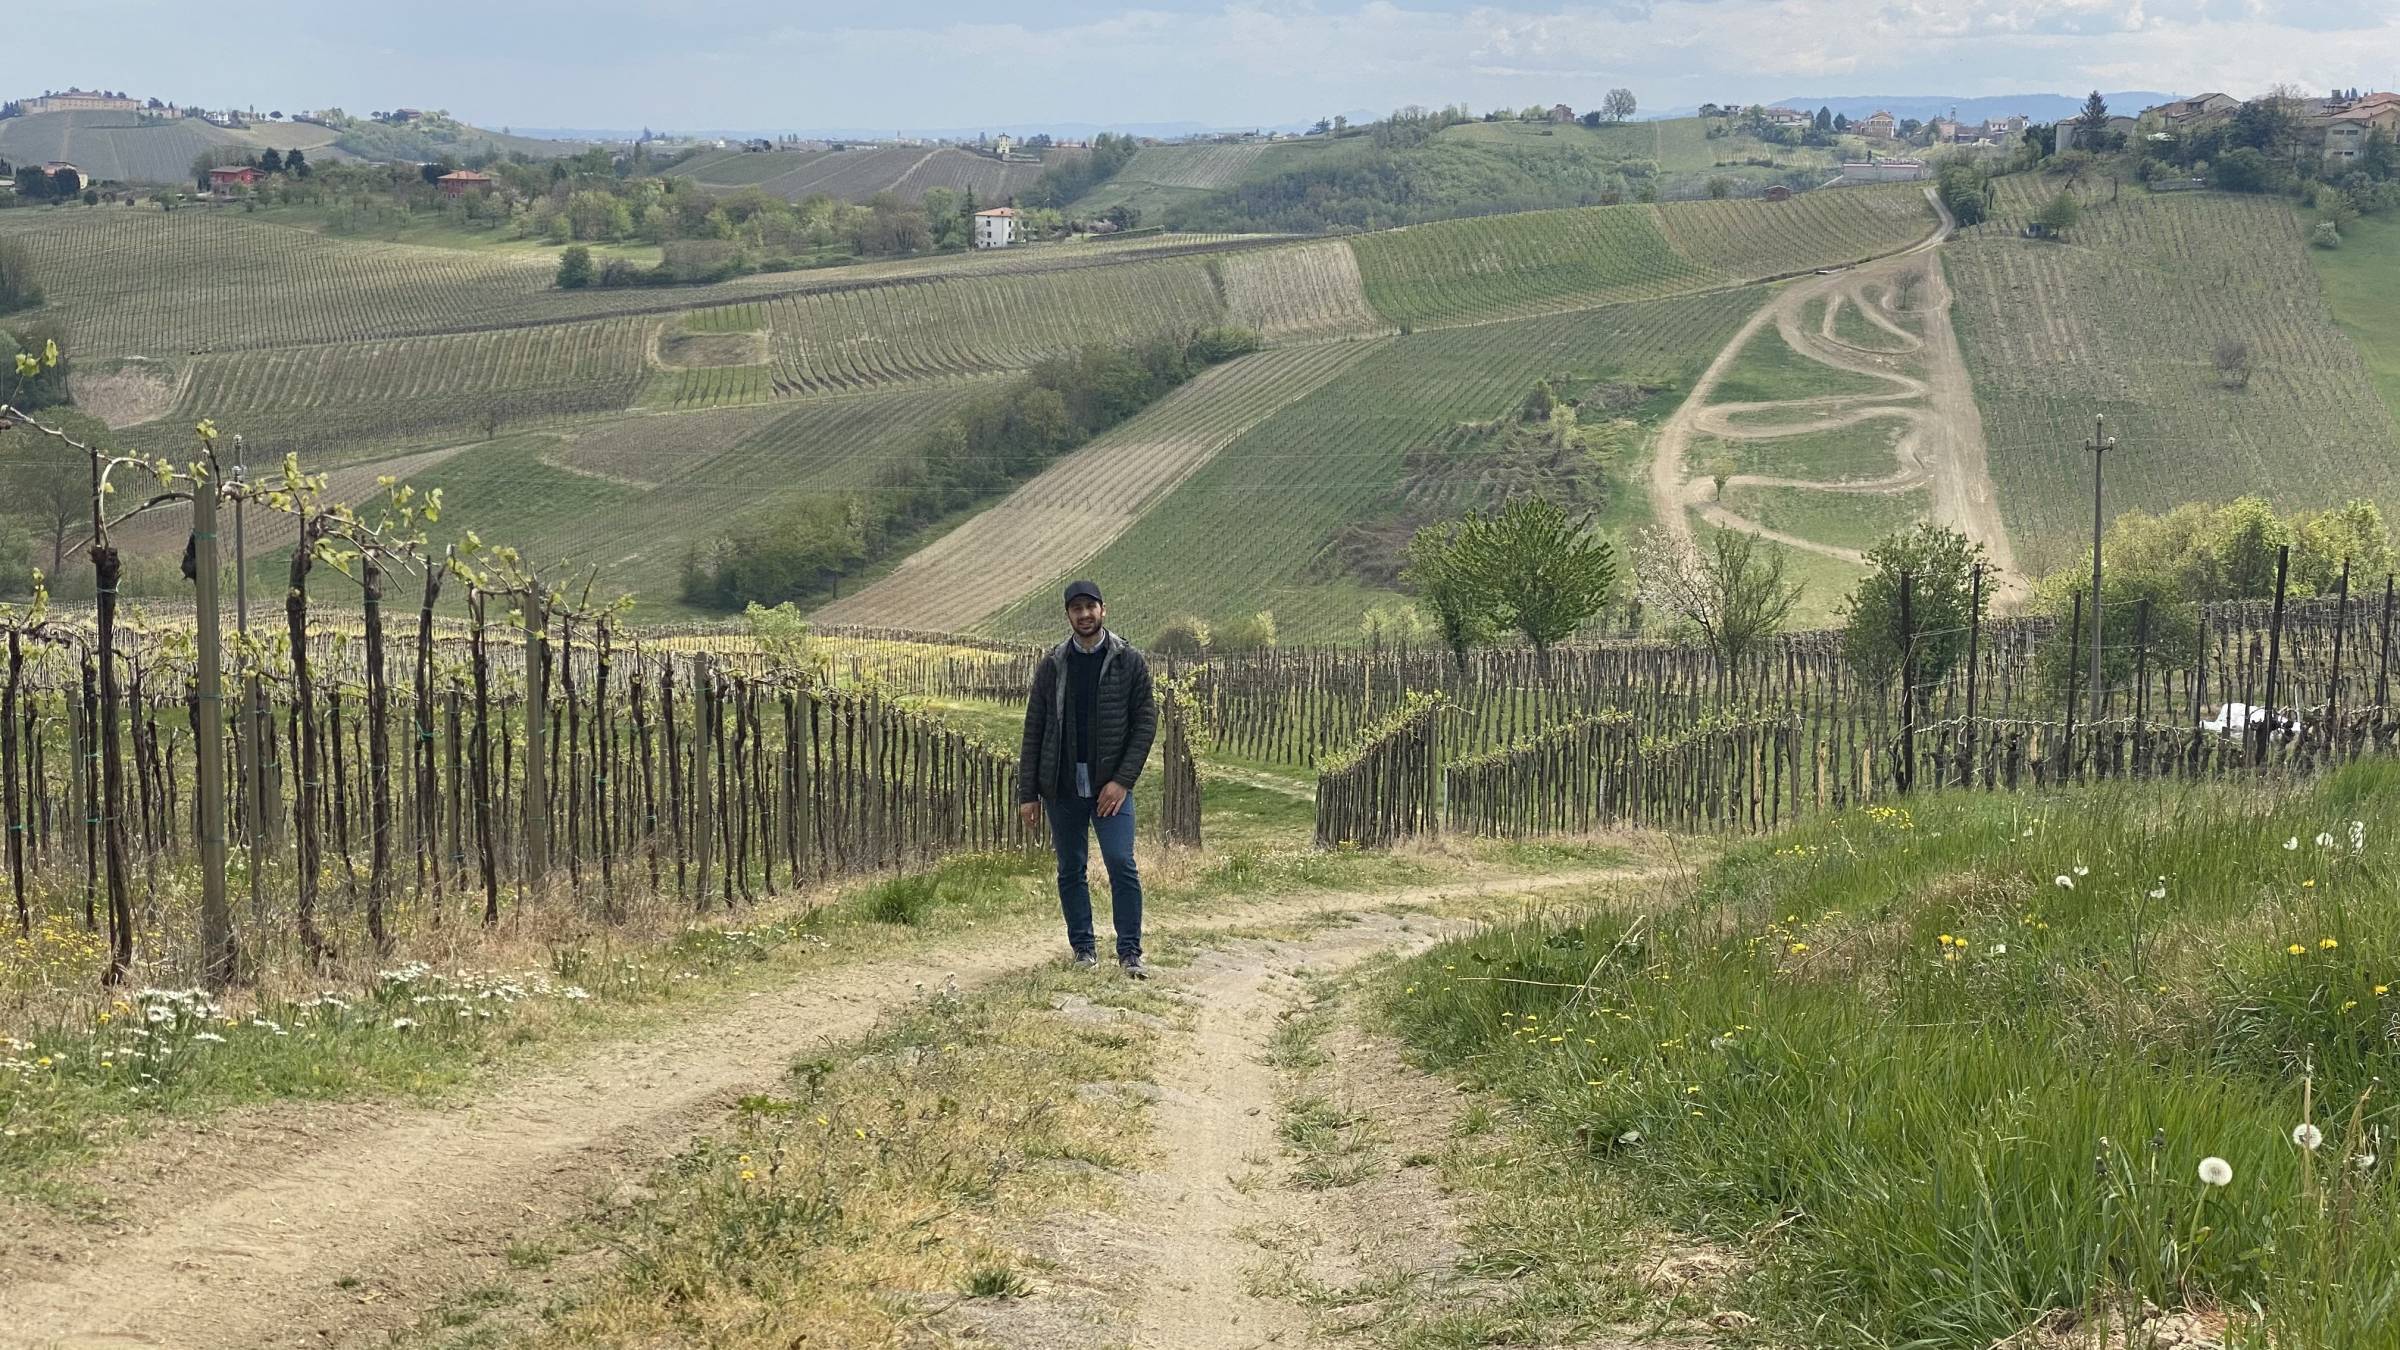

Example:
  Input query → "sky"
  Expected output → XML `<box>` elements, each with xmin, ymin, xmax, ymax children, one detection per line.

<box><xmin>24</xmin><ymin>0</ymin><xmax>2400</xmax><ymax>133</ymax></box>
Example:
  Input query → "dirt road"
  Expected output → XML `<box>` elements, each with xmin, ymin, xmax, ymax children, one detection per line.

<box><xmin>0</xmin><ymin>869</ymin><xmax>1634</xmax><ymax>1349</ymax></box>
<box><xmin>1646</xmin><ymin>189</ymin><xmax>2022</xmax><ymax>600</ymax></box>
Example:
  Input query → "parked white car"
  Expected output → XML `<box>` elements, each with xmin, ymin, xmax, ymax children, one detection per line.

<box><xmin>2200</xmin><ymin>702</ymin><xmax>2302</xmax><ymax>742</ymax></box>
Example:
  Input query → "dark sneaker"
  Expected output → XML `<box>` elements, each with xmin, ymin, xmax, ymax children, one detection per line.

<box><xmin>1119</xmin><ymin>956</ymin><xmax>1151</xmax><ymax>980</ymax></box>
<box><xmin>1072</xmin><ymin>951</ymin><xmax>1100</xmax><ymax>970</ymax></box>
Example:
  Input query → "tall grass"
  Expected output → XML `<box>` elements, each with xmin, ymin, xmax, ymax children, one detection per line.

<box><xmin>1386</xmin><ymin>762</ymin><xmax>2400</xmax><ymax>1347</ymax></box>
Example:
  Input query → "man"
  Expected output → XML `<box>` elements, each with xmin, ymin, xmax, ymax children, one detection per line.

<box><xmin>1017</xmin><ymin>580</ymin><xmax>1157</xmax><ymax>977</ymax></box>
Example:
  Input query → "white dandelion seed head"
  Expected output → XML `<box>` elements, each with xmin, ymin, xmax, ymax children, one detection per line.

<box><xmin>2358</xmin><ymin>1153</ymin><xmax>2378</xmax><ymax>1172</ymax></box>
<box><xmin>2316</xmin><ymin>832</ymin><xmax>2337</xmax><ymax>848</ymax></box>
<box><xmin>2198</xmin><ymin>1156</ymin><xmax>2234</xmax><ymax>1186</ymax></box>
<box><xmin>2285</xmin><ymin>837</ymin><xmax>2301</xmax><ymax>851</ymax></box>
<box><xmin>2149</xmin><ymin>887</ymin><xmax>2168</xmax><ymax>899</ymax></box>
<box><xmin>389</xmin><ymin>1017</ymin><xmax>417</xmax><ymax>1030</ymax></box>
<box><xmin>2055</xmin><ymin>875</ymin><xmax>2076</xmax><ymax>889</ymax></box>
<box><xmin>1617</xmin><ymin>1130</ymin><xmax>1643</xmax><ymax>1145</ymax></box>
<box><xmin>1991</xmin><ymin>943</ymin><xmax>2008</xmax><ymax>955</ymax></box>
<box><xmin>2294</xmin><ymin>1123</ymin><xmax>2325</xmax><ymax>1151</ymax></box>
<box><xmin>2074</xmin><ymin>865</ymin><xmax>2090</xmax><ymax>877</ymax></box>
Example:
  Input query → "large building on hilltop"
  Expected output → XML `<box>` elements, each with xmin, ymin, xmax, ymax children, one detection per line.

<box><xmin>22</xmin><ymin>89</ymin><xmax>144</xmax><ymax>114</ymax></box>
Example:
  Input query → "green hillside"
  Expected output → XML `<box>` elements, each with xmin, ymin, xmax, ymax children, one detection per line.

<box><xmin>664</xmin><ymin>145</ymin><xmax>1058</xmax><ymax>204</ymax></box>
<box><xmin>1351</xmin><ymin>186</ymin><xmax>1933</xmax><ymax>327</ymax></box>
<box><xmin>2304</xmin><ymin>208</ymin><xmax>2400</xmax><ymax>430</ymax></box>
<box><xmin>1070</xmin><ymin>137</ymin><xmax>1375</xmax><ymax>221</ymax></box>
<box><xmin>1946</xmin><ymin>178</ymin><xmax>2400</xmax><ymax>574</ymax></box>
<box><xmin>982</xmin><ymin>288</ymin><xmax>1765</xmax><ymax>643</ymax></box>
<box><xmin>1159</xmin><ymin>115</ymin><xmax>1850</xmax><ymax>234</ymax></box>
<box><xmin>0</xmin><ymin>110</ymin><xmax>340</xmax><ymax>185</ymax></box>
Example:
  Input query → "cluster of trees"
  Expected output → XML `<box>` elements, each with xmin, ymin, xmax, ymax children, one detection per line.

<box><xmin>1021</xmin><ymin>133</ymin><xmax>1138</xmax><ymax>209</ymax></box>
<box><xmin>4</xmin><ymin>162</ymin><xmax>98</xmax><ymax>204</ymax></box>
<box><xmin>0</xmin><ymin>240</ymin><xmax>40</xmax><ymax>314</ymax></box>
<box><xmin>2020</xmin><ymin>498</ymin><xmax>2395</xmax><ymax>691</ymax></box>
<box><xmin>189</xmin><ymin>145</ymin><xmax>310</xmax><ymax>192</ymax></box>
<box><xmin>1153</xmin><ymin>610</ymin><xmax>1280</xmax><ymax>656</ymax></box>
<box><xmin>680</xmin><ymin>327</ymin><xmax>1262</xmax><ymax>609</ymax></box>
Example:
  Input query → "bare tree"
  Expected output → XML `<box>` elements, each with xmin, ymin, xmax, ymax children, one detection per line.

<box><xmin>1635</xmin><ymin>528</ymin><xmax>1801</xmax><ymax>692</ymax></box>
<box><xmin>2214</xmin><ymin>337</ymin><xmax>2252</xmax><ymax>389</ymax></box>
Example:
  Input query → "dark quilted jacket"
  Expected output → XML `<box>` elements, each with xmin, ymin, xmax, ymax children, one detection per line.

<box><xmin>1016</xmin><ymin>631</ymin><xmax>1156</xmax><ymax>804</ymax></box>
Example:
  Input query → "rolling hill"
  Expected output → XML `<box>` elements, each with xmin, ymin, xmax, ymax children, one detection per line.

<box><xmin>1944</xmin><ymin>178</ymin><xmax>2400</xmax><ymax>574</ymax></box>
<box><xmin>662</xmin><ymin>144</ymin><xmax>1064</xmax><ymax>204</ymax></box>
<box><xmin>0</xmin><ymin>110</ymin><xmax>341</xmax><ymax>185</ymax></box>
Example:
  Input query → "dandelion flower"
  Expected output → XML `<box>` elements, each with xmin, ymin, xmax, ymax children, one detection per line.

<box><xmin>2294</xmin><ymin>1123</ymin><xmax>2325</xmax><ymax>1151</ymax></box>
<box><xmin>2054</xmin><ymin>875</ymin><xmax>2076</xmax><ymax>890</ymax></box>
<box><xmin>2377</xmin><ymin>985</ymin><xmax>2389</xmax><ymax>997</ymax></box>
<box><xmin>2198</xmin><ymin>1157</ymin><xmax>2234</xmax><ymax>1186</ymax></box>
<box><xmin>2317</xmin><ymin>832</ymin><xmax>2337</xmax><ymax>848</ymax></box>
<box><xmin>2288</xmin><ymin>944</ymin><xmax>2307</xmax><ymax>956</ymax></box>
<box><xmin>2322</xmin><ymin>938</ymin><xmax>2340</xmax><ymax>950</ymax></box>
<box><xmin>2285</xmin><ymin>837</ymin><xmax>2301</xmax><ymax>851</ymax></box>
<box><xmin>739</xmin><ymin>1169</ymin><xmax>756</xmax><ymax>1181</ymax></box>
<box><xmin>1788</xmin><ymin>942</ymin><xmax>1808</xmax><ymax>954</ymax></box>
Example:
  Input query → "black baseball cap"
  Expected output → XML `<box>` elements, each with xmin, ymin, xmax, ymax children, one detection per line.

<box><xmin>1064</xmin><ymin>580</ymin><xmax>1104</xmax><ymax>607</ymax></box>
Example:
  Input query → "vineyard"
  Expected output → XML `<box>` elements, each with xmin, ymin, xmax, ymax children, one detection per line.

<box><xmin>0</xmin><ymin>110</ymin><xmax>338</xmax><ymax>186</ymax></box>
<box><xmin>1216</xmin><ymin>240</ymin><xmax>1385</xmax><ymax>340</ymax></box>
<box><xmin>1069</xmin><ymin>138</ymin><xmax>1368</xmax><ymax>218</ymax></box>
<box><xmin>980</xmin><ymin>288</ymin><xmax>1766</xmax><ymax>643</ymax></box>
<box><xmin>739</xmin><ymin>256</ymin><xmax>1232</xmax><ymax>395</ymax></box>
<box><xmin>1945</xmin><ymin>182</ymin><xmax>2400</xmax><ymax>573</ymax></box>
<box><xmin>664</xmin><ymin>145</ymin><xmax>1058</xmax><ymax>205</ymax></box>
<box><xmin>821</xmin><ymin>342</ymin><xmax>1383</xmax><ymax>632</ymax></box>
<box><xmin>1349</xmin><ymin>187</ymin><xmax>1935</xmax><ymax>329</ymax></box>
<box><xmin>1655</xmin><ymin>184</ymin><xmax>1933</xmax><ymax>279</ymax></box>
<box><xmin>413</xmin><ymin>385</ymin><xmax>998</xmax><ymax>608</ymax></box>
<box><xmin>0</xmin><ymin>211</ymin><xmax>1284</xmax><ymax>364</ymax></box>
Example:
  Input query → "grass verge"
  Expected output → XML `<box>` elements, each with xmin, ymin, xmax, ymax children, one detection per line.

<box><xmin>1382</xmin><ymin>762</ymin><xmax>2400</xmax><ymax>1348</ymax></box>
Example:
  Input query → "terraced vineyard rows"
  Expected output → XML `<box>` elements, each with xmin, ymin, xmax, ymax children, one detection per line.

<box><xmin>980</xmin><ymin>287</ymin><xmax>1766</xmax><ymax>642</ymax></box>
<box><xmin>1658</xmin><ymin>185</ymin><xmax>1932</xmax><ymax>278</ymax></box>
<box><xmin>1218</xmin><ymin>240</ymin><xmax>1384</xmax><ymax>340</ymax></box>
<box><xmin>0</xmin><ymin>211</ymin><xmax>1301</xmax><ymax>361</ymax></box>
<box><xmin>1351</xmin><ymin>190</ymin><xmax>1939</xmax><ymax>331</ymax></box>
<box><xmin>175</xmin><ymin>318</ymin><xmax>655</xmax><ymax>414</ymax></box>
<box><xmin>1350</xmin><ymin>204</ymin><xmax>1710</xmax><ymax>328</ymax></box>
<box><xmin>1945</xmin><ymin>182</ymin><xmax>2400</xmax><ymax>573</ymax></box>
<box><xmin>414</xmin><ymin>385</ymin><xmax>995</xmax><ymax>607</ymax></box>
<box><xmin>820</xmin><ymin>342</ymin><xmax>1382</xmax><ymax>631</ymax></box>
<box><xmin>1119</xmin><ymin>142</ymin><xmax>1275</xmax><ymax>190</ymax></box>
<box><xmin>751</xmin><ymin>259</ymin><xmax>1229</xmax><ymax>394</ymax></box>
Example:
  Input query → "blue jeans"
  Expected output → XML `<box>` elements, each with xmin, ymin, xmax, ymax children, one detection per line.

<box><xmin>1047</xmin><ymin>791</ymin><xmax>1142</xmax><ymax>960</ymax></box>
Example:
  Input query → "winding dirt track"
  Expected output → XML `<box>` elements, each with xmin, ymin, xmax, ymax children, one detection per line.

<box><xmin>0</xmin><ymin>869</ymin><xmax>1634</xmax><ymax>1349</ymax></box>
<box><xmin>1646</xmin><ymin>189</ymin><xmax>2022</xmax><ymax>599</ymax></box>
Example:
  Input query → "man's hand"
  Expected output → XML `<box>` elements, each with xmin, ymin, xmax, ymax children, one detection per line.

<box><xmin>1096</xmin><ymin>782</ymin><xmax>1128</xmax><ymax>817</ymax></box>
<box><xmin>1018</xmin><ymin>800</ymin><xmax>1042</xmax><ymax>830</ymax></box>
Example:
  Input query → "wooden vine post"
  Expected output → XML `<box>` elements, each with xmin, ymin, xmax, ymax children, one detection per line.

<box><xmin>188</xmin><ymin>450</ymin><xmax>238</xmax><ymax>987</ymax></box>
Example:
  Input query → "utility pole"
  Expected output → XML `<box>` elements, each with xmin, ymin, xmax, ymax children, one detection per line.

<box><xmin>2086</xmin><ymin>415</ymin><xmax>2116</xmax><ymax>725</ymax></box>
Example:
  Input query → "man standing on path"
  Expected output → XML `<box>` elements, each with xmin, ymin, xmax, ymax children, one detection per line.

<box><xmin>1018</xmin><ymin>580</ymin><xmax>1158</xmax><ymax>977</ymax></box>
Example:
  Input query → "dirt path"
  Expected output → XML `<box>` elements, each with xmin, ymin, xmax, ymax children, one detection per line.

<box><xmin>1646</xmin><ymin>189</ymin><xmax>2023</xmax><ymax>601</ymax></box>
<box><xmin>0</xmin><ymin>869</ymin><xmax>1632</xmax><ymax>1349</ymax></box>
<box><xmin>943</xmin><ymin>913</ymin><xmax>1464</xmax><ymax>1349</ymax></box>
